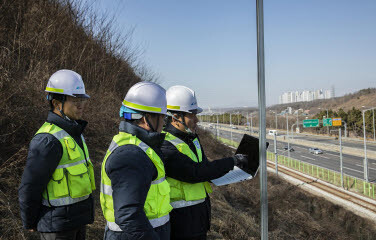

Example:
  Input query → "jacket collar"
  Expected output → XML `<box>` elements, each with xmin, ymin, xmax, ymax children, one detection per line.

<box><xmin>164</xmin><ymin>122</ymin><xmax>197</xmax><ymax>141</ymax></box>
<box><xmin>46</xmin><ymin>111</ymin><xmax>87</xmax><ymax>137</ymax></box>
<box><xmin>119</xmin><ymin>121</ymin><xmax>166</xmax><ymax>148</ymax></box>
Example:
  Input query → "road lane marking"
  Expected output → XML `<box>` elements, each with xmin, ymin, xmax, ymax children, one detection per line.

<box><xmin>325</xmin><ymin>153</ymin><xmax>338</xmax><ymax>157</ymax></box>
<box><xmin>320</xmin><ymin>155</ymin><xmax>330</xmax><ymax>159</ymax></box>
<box><xmin>356</xmin><ymin>164</ymin><xmax>363</xmax><ymax>167</ymax></box>
<box><xmin>343</xmin><ymin>167</ymin><xmax>363</xmax><ymax>173</ymax></box>
<box><xmin>300</xmin><ymin>155</ymin><xmax>315</xmax><ymax>161</ymax></box>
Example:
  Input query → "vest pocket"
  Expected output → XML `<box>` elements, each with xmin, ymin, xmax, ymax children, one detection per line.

<box><xmin>182</xmin><ymin>183</ymin><xmax>206</xmax><ymax>201</ymax></box>
<box><xmin>66</xmin><ymin>163</ymin><xmax>92</xmax><ymax>198</ymax></box>
<box><xmin>64</xmin><ymin>138</ymin><xmax>81</xmax><ymax>160</ymax></box>
<box><xmin>158</xmin><ymin>181</ymin><xmax>172</xmax><ymax>214</ymax></box>
<box><xmin>51</xmin><ymin>168</ymin><xmax>68</xmax><ymax>197</ymax></box>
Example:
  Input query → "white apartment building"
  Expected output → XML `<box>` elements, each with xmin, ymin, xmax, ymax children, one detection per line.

<box><xmin>279</xmin><ymin>87</ymin><xmax>335</xmax><ymax>104</ymax></box>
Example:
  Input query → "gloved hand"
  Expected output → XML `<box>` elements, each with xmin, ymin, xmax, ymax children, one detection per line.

<box><xmin>233</xmin><ymin>154</ymin><xmax>249</xmax><ymax>170</ymax></box>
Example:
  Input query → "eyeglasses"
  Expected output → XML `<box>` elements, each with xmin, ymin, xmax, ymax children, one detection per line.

<box><xmin>68</xmin><ymin>98</ymin><xmax>88</xmax><ymax>105</ymax></box>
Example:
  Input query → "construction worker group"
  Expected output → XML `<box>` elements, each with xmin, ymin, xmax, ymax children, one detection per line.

<box><xmin>19</xmin><ymin>69</ymin><xmax>250</xmax><ymax>240</ymax></box>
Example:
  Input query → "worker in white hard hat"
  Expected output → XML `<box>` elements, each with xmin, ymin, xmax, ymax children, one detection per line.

<box><xmin>160</xmin><ymin>85</ymin><xmax>249</xmax><ymax>240</ymax></box>
<box><xmin>100</xmin><ymin>81</ymin><xmax>172</xmax><ymax>240</ymax></box>
<box><xmin>19</xmin><ymin>69</ymin><xmax>95</xmax><ymax>240</ymax></box>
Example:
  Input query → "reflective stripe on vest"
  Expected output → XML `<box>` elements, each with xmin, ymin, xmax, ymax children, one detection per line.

<box><xmin>106</xmin><ymin>214</ymin><xmax>170</xmax><ymax>231</ymax></box>
<box><xmin>42</xmin><ymin>195</ymin><xmax>90</xmax><ymax>207</ymax></box>
<box><xmin>170</xmin><ymin>199</ymin><xmax>205</xmax><ymax>209</ymax></box>
<box><xmin>100</xmin><ymin>177</ymin><xmax>167</xmax><ymax>196</ymax></box>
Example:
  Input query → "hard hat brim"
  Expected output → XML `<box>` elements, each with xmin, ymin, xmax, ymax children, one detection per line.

<box><xmin>73</xmin><ymin>93</ymin><xmax>90</xmax><ymax>99</ymax></box>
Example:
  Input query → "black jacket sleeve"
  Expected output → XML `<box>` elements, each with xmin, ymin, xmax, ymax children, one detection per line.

<box><xmin>160</xmin><ymin>140</ymin><xmax>234</xmax><ymax>183</ymax></box>
<box><xmin>105</xmin><ymin>145</ymin><xmax>160</xmax><ymax>240</ymax></box>
<box><xmin>18</xmin><ymin>133</ymin><xmax>63</xmax><ymax>230</ymax></box>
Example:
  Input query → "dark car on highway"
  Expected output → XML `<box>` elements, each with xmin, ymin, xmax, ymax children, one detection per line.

<box><xmin>283</xmin><ymin>146</ymin><xmax>294</xmax><ymax>152</ymax></box>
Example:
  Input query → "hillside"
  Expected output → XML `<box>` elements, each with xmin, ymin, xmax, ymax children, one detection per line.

<box><xmin>268</xmin><ymin>88</ymin><xmax>376</xmax><ymax>114</ymax></box>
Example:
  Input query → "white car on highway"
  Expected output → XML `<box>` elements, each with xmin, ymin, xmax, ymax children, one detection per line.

<box><xmin>309</xmin><ymin>148</ymin><xmax>323</xmax><ymax>154</ymax></box>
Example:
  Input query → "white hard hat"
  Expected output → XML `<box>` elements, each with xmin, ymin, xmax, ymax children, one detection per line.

<box><xmin>122</xmin><ymin>81</ymin><xmax>167</xmax><ymax>115</ymax></box>
<box><xmin>45</xmin><ymin>69</ymin><xmax>90</xmax><ymax>98</ymax></box>
<box><xmin>166</xmin><ymin>85</ymin><xmax>202</xmax><ymax>114</ymax></box>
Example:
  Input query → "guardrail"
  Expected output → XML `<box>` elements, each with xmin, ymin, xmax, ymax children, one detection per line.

<box><xmin>214</xmin><ymin>134</ymin><xmax>376</xmax><ymax>200</ymax></box>
<box><xmin>266</xmin><ymin>152</ymin><xmax>375</xmax><ymax>199</ymax></box>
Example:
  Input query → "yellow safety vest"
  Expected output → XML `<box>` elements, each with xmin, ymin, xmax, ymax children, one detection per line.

<box><xmin>100</xmin><ymin>132</ymin><xmax>172</xmax><ymax>231</ymax></box>
<box><xmin>164</xmin><ymin>132</ymin><xmax>212</xmax><ymax>209</ymax></box>
<box><xmin>36</xmin><ymin>122</ymin><xmax>95</xmax><ymax>207</ymax></box>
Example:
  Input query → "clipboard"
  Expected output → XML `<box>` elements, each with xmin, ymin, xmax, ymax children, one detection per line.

<box><xmin>211</xmin><ymin>134</ymin><xmax>268</xmax><ymax>186</ymax></box>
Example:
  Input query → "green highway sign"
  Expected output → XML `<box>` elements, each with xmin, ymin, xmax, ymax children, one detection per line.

<box><xmin>303</xmin><ymin>119</ymin><xmax>320</xmax><ymax>128</ymax></box>
<box><xmin>323</xmin><ymin>118</ymin><xmax>332</xmax><ymax>127</ymax></box>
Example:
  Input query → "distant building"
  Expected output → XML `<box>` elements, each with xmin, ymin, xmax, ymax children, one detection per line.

<box><xmin>279</xmin><ymin>87</ymin><xmax>335</xmax><ymax>104</ymax></box>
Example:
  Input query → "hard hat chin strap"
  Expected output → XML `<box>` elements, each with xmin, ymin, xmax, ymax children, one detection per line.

<box><xmin>58</xmin><ymin>101</ymin><xmax>72</xmax><ymax>122</ymax></box>
<box><xmin>145</xmin><ymin>115</ymin><xmax>159</xmax><ymax>132</ymax></box>
<box><xmin>169</xmin><ymin>112</ymin><xmax>193</xmax><ymax>134</ymax></box>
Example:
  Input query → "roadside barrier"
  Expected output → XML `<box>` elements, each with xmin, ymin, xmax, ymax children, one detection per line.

<box><xmin>266</xmin><ymin>151</ymin><xmax>376</xmax><ymax>199</ymax></box>
<box><xmin>214</xmin><ymin>134</ymin><xmax>376</xmax><ymax>200</ymax></box>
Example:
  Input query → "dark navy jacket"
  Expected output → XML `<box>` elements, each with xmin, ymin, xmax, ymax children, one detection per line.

<box><xmin>103</xmin><ymin>121</ymin><xmax>169</xmax><ymax>240</ymax></box>
<box><xmin>18</xmin><ymin>111</ymin><xmax>94</xmax><ymax>232</ymax></box>
<box><xmin>160</xmin><ymin>123</ymin><xmax>234</xmax><ymax>238</ymax></box>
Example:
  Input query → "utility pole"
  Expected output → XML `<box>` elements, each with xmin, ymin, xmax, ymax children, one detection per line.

<box><xmin>230</xmin><ymin>113</ymin><xmax>233</xmax><ymax>143</ymax></box>
<box><xmin>275</xmin><ymin>112</ymin><xmax>278</xmax><ymax>129</ymax></box>
<box><xmin>363</xmin><ymin>110</ymin><xmax>369</xmax><ymax>182</ymax></box>
<box><xmin>251</xmin><ymin>114</ymin><xmax>254</xmax><ymax>134</ymax></box>
<box><xmin>326</xmin><ymin>109</ymin><xmax>329</xmax><ymax>136</ymax></box>
<box><xmin>216</xmin><ymin>114</ymin><xmax>219</xmax><ymax>139</ymax></box>
<box><xmin>274</xmin><ymin>133</ymin><xmax>278</xmax><ymax>176</ymax></box>
<box><xmin>339</xmin><ymin>128</ymin><xmax>343</xmax><ymax>188</ymax></box>
<box><xmin>373</xmin><ymin>109</ymin><xmax>375</xmax><ymax>141</ymax></box>
<box><xmin>286</xmin><ymin>112</ymin><xmax>290</xmax><ymax>159</ymax></box>
<box><xmin>256</xmin><ymin>0</ymin><xmax>268</xmax><ymax>238</ymax></box>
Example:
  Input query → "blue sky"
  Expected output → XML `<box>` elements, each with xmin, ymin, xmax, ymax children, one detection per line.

<box><xmin>87</xmin><ymin>0</ymin><xmax>376</xmax><ymax>108</ymax></box>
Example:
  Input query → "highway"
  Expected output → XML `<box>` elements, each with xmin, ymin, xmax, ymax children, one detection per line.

<box><xmin>203</xmin><ymin>122</ymin><xmax>376</xmax><ymax>152</ymax></box>
<box><xmin>202</xmin><ymin>124</ymin><xmax>376</xmax><ymax>183</ymax></box>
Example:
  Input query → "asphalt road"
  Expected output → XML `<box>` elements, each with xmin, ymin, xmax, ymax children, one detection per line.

<box><xmin>203</xmin><ymin>125</ymin><xmax>376</xmax><ymax>183</ymax></box>
<box><xmin>203</xmin><ymin>122</ymin><xmax>376</xmax><ymax>152</ymax></box>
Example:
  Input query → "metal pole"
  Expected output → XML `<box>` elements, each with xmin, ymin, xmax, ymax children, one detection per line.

<box><xmin>251</xmin><ymin>115</ymin><xmax>254</xmax><ymax>134</ymax></box>
<box><xmin>327</xmin><ymin>109</ymin><xmax>329</xmax><ymax>136</ymax></box>
<box><xmin>274</xmin><ymin>133</ymin><xmax>278</xmax><ymax>176</ymax></box>
<box><xmin>286</xmin><ymin>114</ymin><xmax>290</xmax><ymax>159</ymax></box>
<box><xmin>291</xmin><ymin>123</ymin><xmax>295</xmax><ymax>139</ymax></box>
<box><xmin>373</xmin><ymin>109</ymin><xmax>375</xmax><ymax>141</ymax></box>
<box><xmin>238</xmin><ymin>113</ymin><xmax>240</xmax><ymax>126</ymax></box>
<box><xmin>339</xmin><ymin>128</ymin><xmax>343</xmax><ymax>188</ymax></box>
<box><xmin>363</xmin><ymin>111</ymin><xmax>368</xmax><ymax>182</ymax></box>
<box><xmin>256</xmin><ymin>0</ymin><xmax>268</xmax><ymax>238</ymax></box>
<box><xmin>230</xmin><ymin>113</ymin><xmax>233</xmax><ymax>142</ymax></box>
<box><xmin>216</xmin><ymin>115</ymin><xmax>219</xmax><ymax>139</ymax></box>
<box><xmin>246</xmin><ymin>113</ymin><xmax>249</xmax><ymax>132</ymax></box>
<box><xmin>275</xmin><ymin>113</ymin><xmax>277</xmax><ymax>129</ymax></box>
